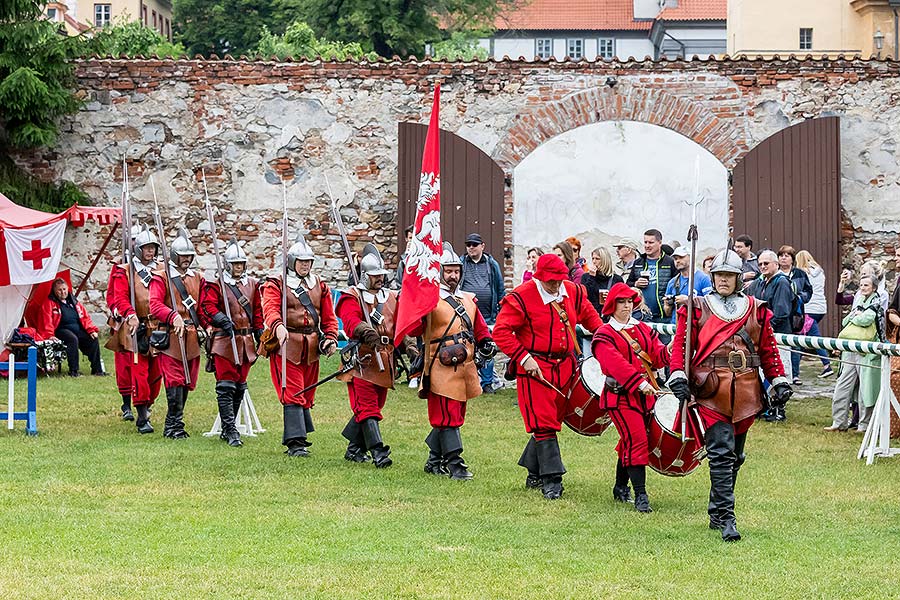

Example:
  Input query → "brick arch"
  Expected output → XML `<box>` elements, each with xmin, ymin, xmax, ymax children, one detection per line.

<box><xmin>493</xmin><ymin>86</ymin><xmax>748</xmax><ymax>171</ymax></box>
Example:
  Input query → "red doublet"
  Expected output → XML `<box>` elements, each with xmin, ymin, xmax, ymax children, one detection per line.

<box><xmin>199</xmin><ymin>279</ymin><xmax>263</xmax><ymax>384</ymax></box>
<box><xmin>494</xmin><ymin>280</ymin><xmax>603</xmax><ymax>436</ymax></box>
<box><xmin>148</xmin><ymin>273</ymin><xmax>201</xmax><ymax>391</ymax></box>
<box><xmin>593</xmin><ymin>321</ymin><xmax>670</xmax><ymax>466</ymax></box>
<box><xmin>671</xmin><ymin>298</ymin><xmax>785</xmax><ymax>435</ymax></box>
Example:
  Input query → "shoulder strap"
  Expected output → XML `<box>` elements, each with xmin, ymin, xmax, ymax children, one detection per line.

<box><xmin>442</xmin><ymin>295</ymin><xmax>474</xmax><ymax>332</ymax></box>
<box><xmin>617</xmin><ymin>327</ymin><xmax>658</xmax><ymax>390</ymax></box>
<box><xmin>226</xmin><ymin>283</ymin><xmax>254</xmax><ymax>327</ymax></box>
<box><xmin>170</xmin><ymin>274</ymin><xmax>201</xmax><ymax>326</ymax></box>
<box><xmin>550</xmin><ymin>299</ymin><xmax>582</xmax><ymax>358</ymax></box>
<box><xmin>291</xmin><ymin>283</ymin><xmax>321</xmax><ymax>331</ymax></box>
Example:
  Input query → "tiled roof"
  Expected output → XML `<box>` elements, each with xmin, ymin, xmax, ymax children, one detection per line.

<box><xmin>657</xmin><ymin>0</ymin><xmax>727</xmax><ymax>21</ymax></box>
<box><xmin>493</xmin><ymin>0</ymin><xmax>653</xmax><ymax>31</ymax></box>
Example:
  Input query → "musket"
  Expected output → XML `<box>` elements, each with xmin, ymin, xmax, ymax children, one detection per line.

<box><xmin>280</xmin><ymin>179</ymin><xmax>288</xmax><ymax>397</ymax></box>
<box><xmin>121</xmin><ymin>158</ymin><xmax>139</xmax><ymax>365</ymax></box>
<box><xmin>293</xmin><ymin>341</ymin><xmax>363</xmax><ymax>398</ymax></box>
<box><xmin>324</xmin><ymin>173</ymin><xmax>386</xmax><ymax>371</ymax></box>
<box><xmin>150</xmin><ymin>176</ymin><xmax>192</xmax><ymax>386</ymax></box>
<box><xmin>201</xmin><ymin>169</ymin><xmax>240</xmax><ymax>362</ymax></box>
<box><xmin>681</xmin><ymin>156</ymin><xmax>703</xmax><ymax>439</ymax></box>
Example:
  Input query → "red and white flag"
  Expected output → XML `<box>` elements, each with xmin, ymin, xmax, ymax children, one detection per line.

<box><xmin>395</xmin><ymin>84</ymin><xmax>443</xmax><ymax>346</ymax></box>
<box><xmin>0</xmin><ymin>220</ymin><xmax>67</xmax><ymax>285</ymax></box>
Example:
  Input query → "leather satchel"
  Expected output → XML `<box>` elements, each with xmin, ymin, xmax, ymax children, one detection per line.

<box><xmin>149</xmin><ymin>328</ymin><xmax>170</xmax><ymax>351</ymax></box>
<box><xmin>257</xmin><ymin>328</ymin><xmax>279</xmax><ymax>358</ymax></box>
<box><xmin>690</xmin><ymin>365</ymin><xmax>720</xmax><ymax>399</ymax></box>
<box><xmin>437</xmin><ymin>342</ymin><xmax>468</xmax><ymax>367</ymax></box>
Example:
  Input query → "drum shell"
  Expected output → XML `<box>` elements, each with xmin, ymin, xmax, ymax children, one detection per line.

<box><xmin>562</xmin><ymin>358</ymin><xmax>612</xmax><ymax>437</ymax></box>
<box><xmin>647</xmin><ymin>394</ymin><xmax>706</xmax><ymax>477</ymax></box>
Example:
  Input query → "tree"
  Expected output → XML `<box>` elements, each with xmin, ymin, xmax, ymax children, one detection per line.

<box><xmin>88</xmin><ymin>19</ymin><xmax>185</xmax><ymax>58</ymax></box>
<box><xmin>431</xmin><ymin>31</ymin><xmax>489</xmax><ymax>61</ymax></box>
<box><xmin>173</xmin><ymin>0</ymin><xmax>306</xmax><ymax>57</ymax></box>
<box><xmin>301</xmin><ymin>0</ymin><xmax>517</xmax><ymax>58</ymax></box>
<box><xmin>255</xmin><ymin>21</ymin><xmax>377</xmax><ymax>60</ymax></box>
<box><xmin>0</xmin><ymin>0</ymin><xmax>84</xmax><ymax>148</ymax></box>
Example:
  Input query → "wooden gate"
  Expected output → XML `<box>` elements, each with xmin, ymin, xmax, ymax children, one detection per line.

<box><xmin>732</xmin><ymin>116</ymin><xmax>842</xmax><ymax>335</ymax></box>
<box><xmin>397</xmin><ymin>122</ymin><xmax>506</xmax><ymax>270</ymax></box>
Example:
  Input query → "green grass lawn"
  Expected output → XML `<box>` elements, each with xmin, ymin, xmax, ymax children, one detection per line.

<box><xmin>1</xmin><ymin>349</ymin><xmax>899</xmax><ymax>599</ymax></box>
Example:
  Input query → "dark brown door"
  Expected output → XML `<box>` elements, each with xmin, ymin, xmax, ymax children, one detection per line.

<box><xmin>397</xmin><ymin>122</ymin><xmax>505</xmax><ymax>272</ymax></box>
<box><xmin>732</xmin><ymin>116</ymin><xmax>842</xmax><ymax>336</ymax></box>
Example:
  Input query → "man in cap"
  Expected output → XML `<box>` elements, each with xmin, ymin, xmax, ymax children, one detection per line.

<box><xmin>106</xmin><ymin>224</ymin><xmax>163</xmax><ymax>433</ymax></box>
<box><xmin>149</xmin><ymin>227</ymin><xmax>203</xmax><ymax>439</ymax></box>
<box><xmin>260</xmin><ymin>234</ymin><xmax>339</xmax><ymax>457</ymax></box>
<box><xmin>459</xmin><ymin>232</ymin><xmax>505</xmax><ymax>393</ymax></box>
<box><xmin>336</xmin><ymin>244</ymin><xmax>415</xmax><ymax>468</ymax></box>
<box><xmin>493</xmin><ymin>253</ymin><xmax>603</xmax><ymax>499</ymax></box>
<box><xmin>199</xmin><ymin>238</ymin><xmax>264</xmax><ymax>448</ymax></box>
<box><xmin>668</xmin><ymin>248</ymin><xmax>792</xmax><ymax>541</ymax></box>
<box><xmin>407</xmin><ymin>242</ymin><xmax>495</xmax><ymax>480</ymax></box>
<box><xmin>613</xmin><ymin>238</ymin><xmax>640</xmax><ymax>277</ymax></box>
<box><xmin>663</xmin><ymin>246</ymin><xmax>713</xmax><ymax>324</ymax></box>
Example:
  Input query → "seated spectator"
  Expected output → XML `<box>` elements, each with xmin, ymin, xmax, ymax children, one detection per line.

<box><xmin>664</xmin><ymin>246</ymin><xmax>713</xmax><ymax>323</ymax></box>
<box><xmin>38</xmin><ymin>278</ymin><xmax>104</xmax><ymax>377</ymax></box>
<box><xmin>553</xmin><ymin>241</ymin><xmax>584</xmax><ymax>283</ymax></box>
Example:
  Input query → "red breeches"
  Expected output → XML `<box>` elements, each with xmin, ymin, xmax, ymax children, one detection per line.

<box><xmin>609</xmin><ymin>404</ymin><xmax>652</xmax><ymax>467</ymax></box>
<box><xmin>114</xmin><ymin>351</ymin><xmax>132</xmax><ymax>396</ymax></box>
<box><xmin>515</xmin><ymin>355</ymin><xmax>576</xmax><ymax>439</ymax></box>
<box><xmin>214</xmin><ymin>355</ymin><xmax>252</xmax><ymax>384</ymax></box>
<box><xmin>348</xmin><ymin>378</ymin><xmax>388</xmax><ymax>422</ymax></box>
<box><xmin>157</xmin><ymin>354</ymin><xmax>200</xmax><ymax>390</ymax></box>
<box><xmin>696</xmin><ymin>404</ymin><xmax>754</xmax><ymax>436</ymax></box>
<box><xmin>269</xmin><ymin>358</ymin><xmax>320</xmax><ymax>407</ymax></box>
<box><xmin>131</xmin><ymin>353</ymin><xmax>161</xmax><ymax>406</ymax></box>
<box><xmin>427</xmin><ymin>393</ymin><xmax>467</xmax><ymax>428</ymax></box>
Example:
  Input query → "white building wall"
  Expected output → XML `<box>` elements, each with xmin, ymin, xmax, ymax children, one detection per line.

<box><xmin>493</xmin><ymin>38</ymin><xmax>536</xmax><ymax>60</ymax></box>
<box><xmin>666</xmin><ymin>27</ymin><xmax>727</xmax><ymax>40</ymax></box>
<box><xmin>584</xmin><ymin>38</ymin><xmax>598</xmax><ymax>60</ymax></box>
<box><xmin>616</xmin><ymin>38</ymin><xmax>656</xmax><ymax>59</ymax></box>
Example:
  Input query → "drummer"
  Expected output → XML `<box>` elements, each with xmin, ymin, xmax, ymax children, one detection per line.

<box><xmin>593</xmin><ymin>282</ymin><xmax>670</xmax><ymax>513</ymax></box>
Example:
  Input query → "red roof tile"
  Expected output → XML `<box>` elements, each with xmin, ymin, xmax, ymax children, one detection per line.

<box><xmin>494</xmin><ymin>0</ymin><xmax>653</xmax><ymax>31</ymax></box>
<box><xmin>657</xmin><ymin>0</ymin><xmax>726</xmax><ymax>21</ymax></box>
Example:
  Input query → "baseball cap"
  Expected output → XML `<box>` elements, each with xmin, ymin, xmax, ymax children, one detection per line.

<box><xmin>672</xmin><ymin>246</ymin><xmax>689</xmax><ymax>258</ymax></box>
<box><xmin>613</xmin><ymin>238</ymin><xmax>640</xmax><ymax>252</ymax></box>
<box><xmin>465</xmin><ymin>233</ymin><xmax>484</xmax><ymax>245</ymax></box>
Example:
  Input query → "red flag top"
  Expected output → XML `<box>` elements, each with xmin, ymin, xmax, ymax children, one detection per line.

<box><xmin>394</xmin><ymin>84</ymin><xmax>443</xmax><ymax>346</ymax></box>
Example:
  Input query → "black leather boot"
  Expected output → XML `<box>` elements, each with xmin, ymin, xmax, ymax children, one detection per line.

<box><xmin>342</xmin><ymin>417</ymin><xmax>370</xmax><ymax>462</ymax></box>
<box><xmin>135</xmin><ymin>404</ymin><xmax>153</xmax><ymax>434</ymax></box>
<box><xmin>627</xmin><ymin>465</ymin><xmax>651</xmax><ymax>513</ymax></box>
<box><xmin>282</xmin><ymin>404</ymin><xmax>309</xmax><ymax>457</ymax></box>
<box><xmin>302</xmin><ymin>408</ymin><xmax>315</xmax><ymax>447</ymax></box>
<box><xmin>361</xmin><ymin>418</ymin><xmax>392</xmax><ymax>468</ymax></box>
<box><xmin>216</xmin><ymin>381</ymin><xmax>242</xmax><ymax>447</ymax></box>
<box><xmin>535</xmin><ymin>437</ymin><xmax>566</xmax><ymax>500</ymax></box>
<box><xmin>613</xmin><ymin>459</ymin><xmax>633</xmax><ymax>503</ymax></box>
<box><xmin>424</xmin><ymin>428</ymin><xmax>449</xmax><ymax>476</ymax></box>
<box><xmin>121</xmin><ymin>394</ymin><xmax>134</xmax><ymax>421</ymax></box>
<box><xmin>517</xmin><ymin>437</ymin><xmax>542</xmax><ymax>489</ymax></box>
<box><xmin>233</xmin><ymin>382</ymin><xmax>247</xmax><ymax>420</ymax></box>
<box><xmin>706</xmin><ymin>422</ymin><xmax>741</xmax><ymax>541</ymax></box>
<box><xmin>164</xmin><ymin>387</ymin><xmax>189</xmax><ymax>439</ymax></box>
<box><xmin>440</xmin><ymin>427</ymin><xmax>473</xmax><ymax>481</ymax></box>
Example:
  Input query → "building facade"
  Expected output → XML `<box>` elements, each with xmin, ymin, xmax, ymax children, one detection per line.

<box><xmin>44</xmin><ymin>0</ymin><xmax>173</xmax><ymax>40</ymax></box>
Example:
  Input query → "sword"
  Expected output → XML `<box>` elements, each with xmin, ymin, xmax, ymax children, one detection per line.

<box><xmin>202</xmin><ymin>169</ymin><xmax>240</xmax><ymax>362</ymax></box>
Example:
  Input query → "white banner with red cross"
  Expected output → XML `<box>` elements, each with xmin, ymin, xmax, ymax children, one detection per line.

<box><xmin>0</xmin><ymin>220</ymin><xmax>67</xmax><ymax>286</ymax></box>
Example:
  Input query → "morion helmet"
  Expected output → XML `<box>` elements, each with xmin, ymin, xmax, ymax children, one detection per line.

<box><xmin>358</xmin><ymin>243</ymin><xmax>389</xmax><ymax>289</ymax></box>
<box><xmin>709</xmin><ymin>248</ymin><xmax>743</xmax><ymax>275</ymax></box>
<box><xmin>169</xmin><ymin>226</ymin><xmax>196</xmax><ymax>263</ymax></box>
<box><xmin>132</xmin><ymin>224</ymin><xmax>160</xmax><ymax>257</ymax></box>
<box><xmin>286</xmin><ymin>233</ymin><xmax>315</xmax><ymax>276</ymax></box>
<box><xmin>440</xmin><ymin>241</ymin><xmax>461</xmax><ymax>268</ymax></box>
<box><xmin>223</xmin><ymin>236</ymin><xmax>247</xmax><ymax>275</ymax></box>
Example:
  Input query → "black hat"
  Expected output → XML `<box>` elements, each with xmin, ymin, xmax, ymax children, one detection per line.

<box><xmin>465</xmin><ymin>233</ymin><xmax>484</xmax><ymax>245</ymax></box>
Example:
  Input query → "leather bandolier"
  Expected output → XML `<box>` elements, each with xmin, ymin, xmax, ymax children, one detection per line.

<box><xmin>422</xmin><ymin>293</ymin><xmax>481</xmax><ymax>402</ymax></box>
<box><xmin>105</xmin><ymin>262</ymin><xmax>156</xmax><ymax>354</ymax></box>
<box><xmin>337</xmin><ymin>287</ymin><xmax>397</xmax><ymax>389</ymax></box>
<box><xmin>210</xmin><ymin>277</ymin><xmax>258</xmax><ymax>365</ymax></box>
<box><xmin>690</xmin><ymin>299</ymin><xmax>765</xmax><ymax>423</ymax></box>
<box><xmin>273</xmin><ymin>276</ymin><xmax>325</xmax><ymax>366</ymax></box>
<box><xmin>153</xmin><ymin>269</ymin><xmax>202</xmax><ymax>361</ymax></box>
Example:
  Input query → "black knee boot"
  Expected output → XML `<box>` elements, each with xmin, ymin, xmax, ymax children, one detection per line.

<box><xmin>342</xmin><ymin>417</ymin><xmax>370</xmax><ymax>462</ymax></box>
<box><xmin>121</xmin><ymin>394</ymin><xmax>134</xmax><ymax>421</ymax></box>
<box><xmin>164</xmin><ymin>387</ymin><xmax>188</xmax><ymax>439</ymax></box>
<box><xmin>535</xmin><ymin>437</ymin><xmax>566</xmax><ymax>500</ymax></box>
<box><xmin>424</xmin><ymin>428</ymin><xmax>448</xmax><ymax>476</ymax></box>
<box><xmin>361</xmin><ymin>418</ymin><xmax>392</xmax><ymax>468</ymax></box>
<box><xmin>302</xmin><ymin>408</ymin><xmax>314</xmax><ymax>447</ymax></box>
<box><xmin>706</xmin><ymin>422</ymin><xmax>741</xmax><ymax>541</ymax></box>
<box><xmin>216</xmin><ymin>381</ymin><xmax>241</xmax><ymax>447</ymax></box>
<box><xmin>232</xmin><ymin>382</ymin><xmax>247</xmax><ymax>420</ymax></box>
<box><xmin>135</xmin><ymin>404</ymin><xmax>153</xmax><ymax>434</ymax></box>
<box><xmin>440</xmin><ymin>427</ymin><xmax>472</xmax><ymax>480</ymax></box>
<box><xmin>518</xmin><ymin>437</ymin><xmax>542</xmax><ymax>489</ymax></box>
<box><xmin>627</xmin><ymin>465</ymin><xmax>651</xmax><ymax>512</ymax></box>
<box><xmin>283</xmin><ymin>404</ymin><xmax>309</xmax><ymax>456</ymax></box>
<box><xmin>613</xmin><ymin>459</ymin><xmax>633</xmax><ymax>503</ymax></box>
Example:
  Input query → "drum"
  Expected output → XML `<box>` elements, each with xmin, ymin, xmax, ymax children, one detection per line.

<box><xmin>647</xmin><ymin>393</ymin><xmax>706</xmax><ymax>477</ymax></box>
<box><xmin>563</xmin><ymin>357</ymin><xmax>612</xmax><ymax>436</ymax></box>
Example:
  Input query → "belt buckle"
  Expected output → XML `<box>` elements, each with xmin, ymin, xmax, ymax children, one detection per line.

<box><xmin>727</xmin><ymin>350</ymin><xmax>747</xmax><ymax>371</ymax></box>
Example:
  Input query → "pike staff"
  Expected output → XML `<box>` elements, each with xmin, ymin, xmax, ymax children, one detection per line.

<box><xmin>151</xmin><ymin>176</ymin><xmax>191</xmax><ymax>386</ymax></box>
<box><xmin>201</xmin><ymin>169</ymin><xmax>240</xmax><ymax>362</ymax></box>
<box><xmin>681</xmin><ymin>156</ymin><xmax>703</xmax><ymax>439</ymax></box>
<box><xmin>121</xmin><ymin>157</ymin><xmax>139</xmax><ymax>365</ymax></box>
<box><xmin>280</xmin><ymin>178</ymin><xmax>288</xmax><ymax>397</ymax></box>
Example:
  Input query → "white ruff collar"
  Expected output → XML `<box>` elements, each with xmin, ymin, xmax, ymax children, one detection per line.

<box><xmin>609</xmin><ymin>317</ymin><xmax>639</xmax><ymax>331</ymax></box>
<box><xmin>223</xmin><ymin>271</ymin><xmax>248</xmax><ymax>286</ymax></box>
<box><xmin>706</xmin><ymin>293</ymin><xmax>750</xmax><ymax>322</ymax></box>
<box><xmin>167</xmin><ymin>261</ymin><xmax>195</xmax><ymax>278</ymax></box>
<box><xmin>287</xmin><ymin>272</ymin><xmax>317</xmax><ymax>290</ymax></box>
<box><xmin>439</xmin><ymin>284</ymin><xmax>463</xmax><ymax>299</ymax></box>
<box><xmin>534</xmin><ymin>279</ymin><xmax>568</xmax><ymax>305</ymax></box>
<box><xmin>361</xmin><ymin>288</ymin><xmax>389</xmax><ymax>304</ymax></box>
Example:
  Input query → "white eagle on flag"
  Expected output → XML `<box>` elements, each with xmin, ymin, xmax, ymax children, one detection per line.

<box><xmin>405</xmin><ymin>171</ymin><xmax>442</xmax><ymax>284</ymax></box>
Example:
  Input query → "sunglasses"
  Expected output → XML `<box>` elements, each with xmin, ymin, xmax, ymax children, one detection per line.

<box><xmin>465</xmin><ymin>242</ymin><xmax>481</xmax><ymax>247</ymax></box>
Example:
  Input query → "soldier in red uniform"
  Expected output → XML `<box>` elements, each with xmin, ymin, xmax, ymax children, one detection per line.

<box><xmin>593</xmin><ymin>283</ymin><xmax>670</xmax><ymax>513</ymax></box>
<box><xmin>336</xmin><ymin>244</ymin><xmax>415</xmax><ymax>468</ymax></box>
<box><xmin>199</xmin><ymin>238</ymin><xmax>264</xmax><ymax>448</ymax></box>
<box><xmin>668</xmin><ymin>249</ymin><xmax>792</xmax><ymax>541</ymax></box>
<box><xmin>493</xmin><ymin>253</ymin><xmax>603</xmax><ymax>499</ymax></box>
<box><xmin>408</xmin><ymin>243</ymin><xmax>495</xmax><ymax>480</ymax></box>
<box><xmin>260</xmin><ymin>234</ymin><xmax>339</xmax><ymax>457</ymax></box>
<box><xmin>105</xmin><ymin>224</ymin><xmax>142</xmax><ymax>422</ymax></box>
<box><xmin>149</xmin><ymin>227</ymin><xmax>203</xmax><ymax>439</ymax></box>
<box><xmin>105</xmin><ymin>225</ymin><xmax>162</xmax><ymax>433</ymax></box>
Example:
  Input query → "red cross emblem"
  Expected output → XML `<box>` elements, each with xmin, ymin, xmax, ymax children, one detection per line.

<box><xmin>22</xmin><ymin>239</ymin><xmax>52</xmax><ymax>270</ymax></box>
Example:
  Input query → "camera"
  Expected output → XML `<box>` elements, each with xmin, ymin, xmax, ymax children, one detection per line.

<box><xmin>664</xmin><ymin>295</ymin><xmax>676</xmax><ymax>305</ymax></box>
